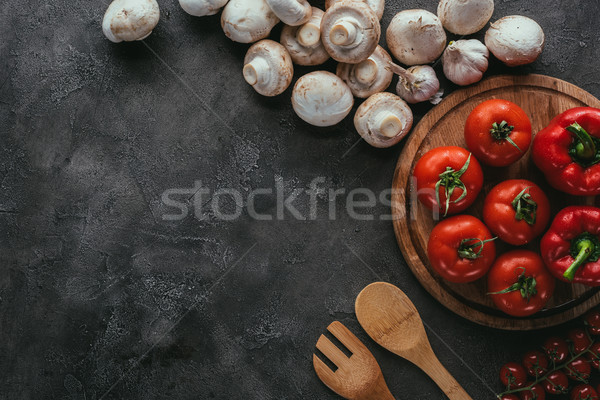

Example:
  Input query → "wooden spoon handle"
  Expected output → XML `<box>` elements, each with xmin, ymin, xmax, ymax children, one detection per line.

<box><xmin>416</xmin><ymin>353</ymin><xmax>472</xmax><ymax>400</ymax></box>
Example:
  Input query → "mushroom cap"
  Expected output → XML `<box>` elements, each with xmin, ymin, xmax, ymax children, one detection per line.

<box><xmin>102</xmin><ymin>0</ymin><xmax>160</xmax><ymax>43</ymax></box>
<box><xmin>324</xmin><ymin>0</ymin><xmax>385</xmax><ymax>20</ymax></box>
<box><xmin>437</xmin><ymin>0</ymin><xmax>494</xmax><ymax>35</ymax></box>
<box><xmin>292</xmin><ymin>71</ymin><xmax>354</xmax><ymax>127</ymax></box>
<box><xmin>336</xmin><ymin>45</ymin><xmax>393</xmax><ymax>98</ymax></box>
<box><xmin>442</xmin><ymin>39</ymin><xmax>489</xmax><ymax>86</ymax></box>
<box><xmin>280</xmin><ymin>7</ymin><xmax>330</xmax><ymax>66</ymax></box>
<box><xmin>266</xmin><ymin>0</ymin><xmax>312</xmax><ymax>26</ymax></box>
<box><xmin>354</xmin><ymin>92</ymin><xmax>413</xmax><ymax>148</ymax></box>
<box><xmin>221</xmin><ymin>0</ymin><xmax>280</xmax><ymax>43</ymax></box>
<box><xmin>485</xmin><ymin>15</ymin><xmax>545</xmax><ymax>67</ymax></box>
<box><xmin>320</xmin><ymin>1</ymin><xmax>381</xmax><ymax>64</ymax></box>
<box><xmin>243</xmin><ymin>40</ymin><xmax>294</xmax><ymax>97</ymax></box>
<box><xmin>179</xmin><ymin>0</ymin><xmax>229</xmax><ymax>16</ymax></box>
<box><xmin>386</xmin><ymin>9</ymin><xmax>446</xmax><ymax>65</ymax></box>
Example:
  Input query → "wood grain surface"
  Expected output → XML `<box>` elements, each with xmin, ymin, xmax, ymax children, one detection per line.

<box><xmin>391</xmin><ymin>74</ymin><xmax>600</xmax><ymax>330</ymax></box>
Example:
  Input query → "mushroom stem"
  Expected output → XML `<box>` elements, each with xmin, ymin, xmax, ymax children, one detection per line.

<box><xmin>243</xmin><ymin>57</ymin><xmax>271</xmax><ymax>86</ymax></box>
<box><xmin>354</xmin><ymin>58</ymin><xmax>378</xmax><ymax>85</ymax></box>
<box><xmin>330</xmin><ymin>18</ymin><xmax>358</xmax><ymax>46</ymax></box>
<box><xmin>297</xmin><ymin>22</ymin><xmax>321</xmax><ymax>47</ymax></box>
<box><xmin>372</xmin><ymin>111</ymin><xmax>402</xmax><ymax>138</ymax></box>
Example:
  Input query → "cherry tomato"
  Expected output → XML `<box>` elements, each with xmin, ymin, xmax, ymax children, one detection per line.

<box><xmin>568</xmin><ymin>329</ymin><xmax>592</xmax><ymax>354</ymax></box>
<box><xmin>427</xmin><ymin>215</ymin><xmax>496</xmax><ymax>283</ymax></box>
<box><xmin>543</xmin><ymin>370</ymin><xmax>569</xmax><ymax>395</ymax></box>
<box><xmin>464</xmin><ymin>99</ymin><xmax>532</xmax><ymax>167</ymax></box>
<box><xmin>570</xmin><ymin>384</ymin><xmax>598</xmax><ymax>400</ymax></box>
<box><xmin>544</xmin><ymin>337</ymin><xmax>570</xmax><ymax>364</ymax></box>
<box><xmin>565</xmin><ymin>357</ymin><xmax>591</xmax><ymax>381</ymax></box>
<box><xmin>520</xmin><ymin>384</ymin><xmax>545</xmax><ymax>400</ymax></box>
<box><xmin>413</xmin><ymin>146</ymin><xmax>484</xmax><ymax>216</ymax></box>
<box><xmin>522</xmin><ymin>350</ymin><xmax>549</xmax><ymax>378</ymax></box>
<box><xmin>487</xmin><ymin>250</ymin><xmax>556</xmax><ymax>317</ymax></box>
<box><xmin>587</xmin><ymin>342</ymin><xmax>600</xmax><ymax>370</ymax></box>
<box><xmin>501</xmin><ymin>395</ymin><xmax>520</xmax><ymax>400</ymax></box>
<box><xmin>482</xmin><ymin>179</ymin><xmax>551</xmax><ymax>246</ymax></box>
<box><xmin>585</xmin><ymin>309</ymin><xmax>600</xmax><ymax>335</ymax></box>
<box><xmin>500</xmin><ymin>362</ymin><xmax>528</xmax><ymax>390</ymax></box>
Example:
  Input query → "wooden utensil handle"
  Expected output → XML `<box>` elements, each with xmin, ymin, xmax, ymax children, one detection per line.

<box><xmin>416</xmin><ymin>353</ymin><xmax>472</xmax><ymax>400</ymax></box>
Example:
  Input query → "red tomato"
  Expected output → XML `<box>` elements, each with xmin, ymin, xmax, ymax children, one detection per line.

<box><xmin>586</xmin><ymin>342</ymin><xmax>600</xmax><ymax>370</ymax></box>
<box><xmin>500</xmin><ymin>362</ymin><xmax>528</xmax><ymax>390</ymax></box>
<box><xmin>568</xmin><ymin>329</ymin><xmax>592</xmax><ymax>355</ymax></box>
<box><xmin>520</xmin><ymin>384</ymin><xmax>546</xmax><ymax>400</ymax></box>
<box><xmin>464</xmin><ymin>99</ymin><xmax>532</xmax><ymax>167</ymax></box>
<box><xmin>413</xmin><ymin>146</ymin><xmax>484</xmax><ymax>216</ymax></box>
<box><xmin>565</xmin><ymin>357</ymin><xmax>591</xmax><ymax>381</ymax></box>
<box><xmin>488</xmin><ymin>250</ymin><xmax>556</xmax><ymax>317</ymax></box>
<box><xmin>427</xmin><ymin>215</ymin><xmax>496</xmax><ymax>283</ymax></box>
<box><xmin>543</xmin><ymin>371</ymin><xmax>569</xmax><ymax>395</ymax></box>
<box><xmin>522</xmin><ymin>350</ymin><xmax>549</xmax><ymax>378</ymax></box>
<box><xmin>482</xmin><ymin>179</ymin><xmax>551</xmax><ymax>246</ymax></box>
<box><xmin>501</xmin><ymin>395</ymin><xmax>520</xmax><ymax>400</ymax></box>
<box><xmin>544</xmin><ymin>337</ymin><xmax>570</xmax><ymax>364</ymax></box>
<box><xmin>585</xmin><ymin>309</ymin><xmax>600</xmax><ymax>335</ymax></box>
<box><xmin>571</xmin><ymin>384</ymin><xmax>598</xmax><ymax>400</ymax></box>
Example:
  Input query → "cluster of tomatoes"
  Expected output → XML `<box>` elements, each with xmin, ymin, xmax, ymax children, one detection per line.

<box><xmin>414</xmin><ymin>99</ymin><xmax>556</xmax><ymax>317</ymax></box>
<box><xmin>498</xmin><ymin>308</ymin><xmax>600</xmax><ymax>400</ymax></box>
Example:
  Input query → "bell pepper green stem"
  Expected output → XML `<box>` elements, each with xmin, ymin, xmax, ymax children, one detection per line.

<box><xmin>567</xmin><ymin>122</ymin><xmax>597</xmax><ymax>162</ymax></box>
<box><xmin>564</xmin><ymin>238</ymin><xmax>595</xmax><ymax>282</ymax></box>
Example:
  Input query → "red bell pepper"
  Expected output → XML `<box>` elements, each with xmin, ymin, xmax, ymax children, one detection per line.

<box><xmin>540</xmin><ymin>206</ymin><xmax>600</xmax><ymax>285</ymax></box>
<box><xmin>532</xmin><ymin>107</ymin><xmax>600</xmax><ymax>196</ymax></box>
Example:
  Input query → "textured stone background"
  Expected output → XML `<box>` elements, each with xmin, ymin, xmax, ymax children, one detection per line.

<box><xmin>1</xmin><ymin>0</ymin><xmax>599</xmax><ymax>399</ymax></box>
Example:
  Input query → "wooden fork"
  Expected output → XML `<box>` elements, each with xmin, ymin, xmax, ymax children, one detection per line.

<box><xmin>313</xmin><ymin>321</ymin><xmax>395</xmax><ymax>400</ymax></box>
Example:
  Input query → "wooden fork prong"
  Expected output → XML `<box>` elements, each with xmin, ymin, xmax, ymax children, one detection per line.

<box><xmin>316</xmin><ymin>334</ymin><xmax>350</xmax><ymax>367</ymax></box>
<box><xmin>327</xmin><ymin>320</ymin><xmax>363</xmax><ymax>355</ymax></box>
<box><xmin>312</xmin><ymin>353</ymin><xmax>337</xmax><ymax>384</ymax></box>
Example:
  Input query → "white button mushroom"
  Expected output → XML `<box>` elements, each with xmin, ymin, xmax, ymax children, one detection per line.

<box><xmin>178</xmin><ymin>0</ymin><xmax>229</xmax><ymax>17</ymax></box>
<box><xmin>437</xmin><ymin>0</ymin><xmax>494</xmax><ymax>35</ymax></box>
<box><xmin>389</xmin><ymin>63</ymin><xmax>443</xmax><ymax>104</ymax></box>
<box><xmin>485</xmin><ymin>16</ymin><xmax>545</xmax><ymax>67</ymax></box>
<box><xmin>266</xmin><ymin>0</ymin><xmax>312</xmax><ymax>26</ymax></box>
<box><xmin>280</xmin><ymin>7</ymin><xmax>330</xmax><ymax>66</ymax></box>
<box><xmin>386</xmin><ymin>9</ymin><xmax>446</xmax><ymax>66</ymax></box>
<box><xmin>354</xmin><ymin>92</ymin><xmax>413</xmax><ymax>148</ymax></box>
<box><xmin>442</xmin><ymin>39</ymin><xmax>489</xmax><ymax>86</ymax></box>
<box><xmin>243</xmin><ymin>40</ymin><xmax>294</xmax><ymax>97</ymax></box>
<box><xmin>320</xmin><ymin>1</ymin><xmax>381</xmax><ymax>64</ymax></box>
<box><xmin>324</xmin><ymin>0</ymin><xmax>385</xmax><ymax>20</ymax></box>
<box><xmin>102</xmin><ymin>0</ymin><xmax>160</xmax><ymax>43</ymax></box>
<box><xmin>292</xmin><ymin>71</ymin><xmax>354</xmax><ymax>127</ymax></box>
<box><xmin>336</xmin><ymin>45</ymin><xmax>393</xmax><ymax>99</ymax></box>
<box><xmin>221</xmin><ymin>0</ymin><xmax>280</xmax><ymax>44</ymax></box>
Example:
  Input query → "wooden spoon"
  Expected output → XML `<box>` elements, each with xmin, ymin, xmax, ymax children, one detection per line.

<box><xmin>313</xmin><ymin>321</ymin><xmax>395</xmax><ymax>399</ymax></box>
<box><xmin>355</xmin><ymin>282</ymin><xmax>472</xmax><ymax>400</ymax></box>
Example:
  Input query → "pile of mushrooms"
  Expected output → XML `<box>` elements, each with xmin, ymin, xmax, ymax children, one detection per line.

<box><xmin>101</xmin><ymin>0</ymin><xmax>546</xmax><ymax>149</ymax></box>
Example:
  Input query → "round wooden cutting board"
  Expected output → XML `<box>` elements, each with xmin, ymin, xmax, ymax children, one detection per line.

<box><xmin>391</xmin><ymin>74</ymin><xmax>600</xmax><ymax>330</ymax></box>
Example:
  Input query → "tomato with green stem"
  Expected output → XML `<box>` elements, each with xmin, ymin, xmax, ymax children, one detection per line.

<box><xmin>543</xmin><ymin>370</ymin><xmax>569</xmax><ymax>394</ymax></box>
<box><xmin>483</xmin><ymin>179</ymin><xmax>551</xmax><ymax>246</ymax></box>
<box><xmin>427</xmin><ymin>215</ymin><xmax>496</xmax><ymax>283</ymax></box>
<box><xmin>520</xmin><ymin>384</ymin><xmax>545</xmax><ymax>400</ymax></box>
<box><xmin>544</xmin><ymin>337</ymin><xmax>570</xmax><ymax>364</ymax></box>
<box><xmin>488</xmin><ymin>250</ymin><xmax>556</xmax><ymax>317</ymax></box>
<box><xmin>565</xmin><ymin>357</ymin><xmax>591</xmax><ymax>382</ymax></box>
<box><xmin>500</xmin><ymin>362</ymin><xmax>528</xmax><ymax>390</ymax></box>
<box><xmin>570</xmin><ymin>384</ymin><xmax>598</xmax><ymax>400</ymax></box>
<box><xmin>464</xmin><ymin>99</ymin><xmax>532</xmax><ymax>167</ymax></box>
<box><xmin>413</xmin><ymin>146</ymin><xmax>484</xmax><ymax>217</ymax></box>
<box><xmin>522</xmin><ymin>350</ymin><xmax>549</xmax><ymax>378</ymax></box>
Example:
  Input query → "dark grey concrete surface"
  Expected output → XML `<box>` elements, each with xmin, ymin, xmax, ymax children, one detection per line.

<box><xmin>1</xmin><ymin>0</ymin><xmax>599</xmax><ymax>399</ymax></box>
